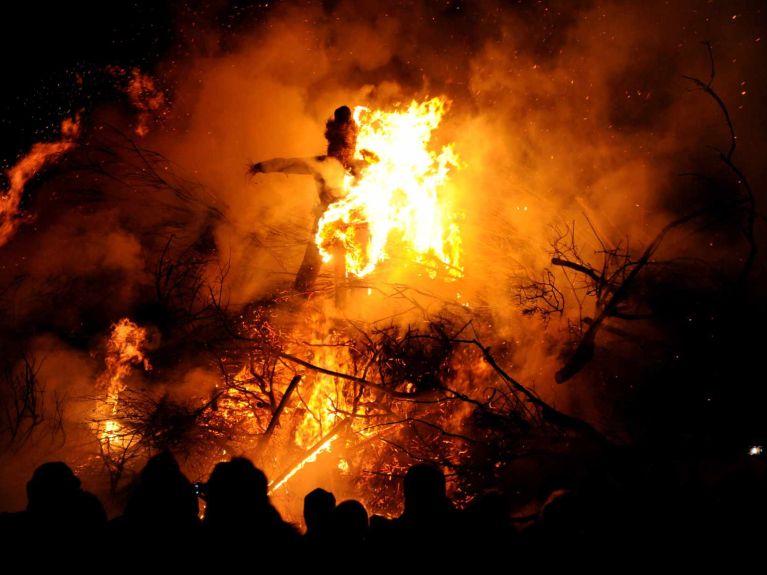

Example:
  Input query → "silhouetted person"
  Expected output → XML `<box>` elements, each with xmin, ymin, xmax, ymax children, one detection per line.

<box><xmin>203</xmin><ymin>457</ymin><xmax>300</xmax><ymax>562</ymax></box>
<box><xmin>27</xmin><ymin>461</ymin><xmax>106</xmax><ymax>533</ymax></box>
<box><xmin>331</xmin><ymin>499</ymin><xmax>369</xmax><ymax>547</ymax></box>
<box><xmin>401</xmin><ymin>463</ymin><xmax>453</xmax><ymax>524</ymax></box>
<box><xmin>369</xmin><ymin>464</ymin><xmax>456</xmax><ymax>566</ymax></box>
<box><xmin>303</xmin><ymin>487</ymin><xmax>335</xmax><ymax>549</ymax></box>
<box><xmin>523</xmin><ymin>488</ymin><xmax>597</xmax><ymax>567</ymax></box>
<box><xmin>464</xmin><ymin>490</ymin><xmax>516</xmax><ymax>558</ymax></box>
<box><xmin>0</xmin><ymin>461</ymin><xmax>106</xmax><ymax>557</ymax></box>
<box><xmin>110</xmin><ymin>450</ymin><xmax>201</xmax><ymax>557</ymax></box>
<box><xmin>249</xmin><ymin>106</ymin><xmax>362</xmax><ymax>293</ymax></box>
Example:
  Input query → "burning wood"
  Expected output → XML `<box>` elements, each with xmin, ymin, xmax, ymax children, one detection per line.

<box><xmin>249</xmin><ymin>105</ymin><xmax>360</xmax><ymax>295</ymax></box>
<box><xmin>268</xmin><ymin>420</ymin><xmax>350</xmax><ymax>494</ymax></box>
<box><xmin>257</xmin><ymin>374</ymin><xmax>302</xmax><ymax>451</ymax></box>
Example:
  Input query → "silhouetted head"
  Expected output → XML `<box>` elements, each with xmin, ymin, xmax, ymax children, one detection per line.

<box><xmin>403</xmin><ymin>464</ymin><xmax>448</xmax><ymax>517</ymax></box>
<box><xmin>304</xmin><ymin>487</ymin><xmax>336</xmax><ymax>534</ymax></box>
<box><xmin>123</xmin><ymin>450</ymin><xmax>198</xmax><ymax>527</ymax></box>
<box><xmin>325</xmin><ymin>105</ymin><xmax>358</xmax><ymax>169</ymax></box>
<box><xmin>332</xmin><ymin>499</ymin><xmax>369</xmax><ymax>543</ymax></box>
<box><xmin>26</xmin><ymin>462</ymin><xmax>81</xmax><ymax>513</ymax></box>
<box><xmin>334</xmin><ymin>105</ymin><xmax>353</xmax><ymax>123</ymax></box>
<box><xmin>25</xmin><ymin>461</ymin><xmax>106</xmax><ymax>531</ymax></box>
<box><xmin>204</xmin><ymin>457</ymin><xmax>269</xmax><ymax>526</ymax></box>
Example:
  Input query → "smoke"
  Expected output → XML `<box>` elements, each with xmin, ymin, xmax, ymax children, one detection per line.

<box><xmin>141</xmin><ymin>0</ymin><xmax>765</xmax><ymax>310</ymax></box>
<box><xmin>0</xmin><ymin>0</ymin><xmax>764</xmax><ymax>513</ymax></box>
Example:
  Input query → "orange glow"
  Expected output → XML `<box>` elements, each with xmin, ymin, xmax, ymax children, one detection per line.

<box><xmin>316</xmin><ymin>97</ymin><xmax>462</xmax><ymax>278</ymax></box>
<box><xmin>269</xmin><ymin>433</ymin><xmax>340</xmax><ymax>494</ymax></box>
<box><xmin>0</xmin><ymin>115</ymin><xmax>80</xmax><ymax>247</ymax></box>
<box><xmin>126</xmin><ymin>68</ymin><xmax>166</xmax><ymax>137</ymax></box>
<box><xmin>96</xmin><ymin>318</ymin><xmax>151</xmax><ymax>451</ymax></box>
<box><xmin>292</xmin><ymin>316</ymin><xmax>355</xmax><ymax>450</ymax></box>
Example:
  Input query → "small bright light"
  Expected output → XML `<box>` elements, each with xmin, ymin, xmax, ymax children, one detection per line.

<box><xmin>749</xmin><ymin>445</ymin><xmax>763</xmax><ymax>456</ymax></box>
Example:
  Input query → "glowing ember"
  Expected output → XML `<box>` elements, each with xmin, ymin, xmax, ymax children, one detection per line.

<box><xmin>96</xmin><ymin>318</ymin><xmax>151</xmax><ymax>450</ymax></box>
<box><xmin>126</xmin><ymin>68</ymin><xmax>167</xmax><ymax>137</ymax></box>
<box><xmin>269</xmin><ymin>433</ymin><xmax>340</xmax><ymax>494</ymax></box>
<box><xmin>288</xmin><ymin>313</ymin><xmax>355</xmax><ymax>451</ymax></box>
<box><xmin>316</xmin><ymin>97</ymin><xmax>462</xmax><ymax>278</ymax></box>
<box><xmin>107</xmin><ymin>66</ymin><xmax>167</xmax><ymax>136</ymax></box>
<box><xmin>0</xmin><ymin>115</ymin><xmax>80</xmax><ymax>247</ymax></box>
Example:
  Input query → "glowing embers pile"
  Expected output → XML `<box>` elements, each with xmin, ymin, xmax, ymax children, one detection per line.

<box><xmin>94</xmin><ymin>319</ymin><xmax>151</xmax><ymax>453</ymax></box>
<box><xmin>316</xmin><ymin>97</ymin><xmax>463</xmax><ymax>279</ymax></box>
<box><xmin>266</xmin><ymin>315</ymin><xmax>377</xmax><ymax>494</ymax></box>
<box><xmin>290</xmin><ymin>315</ymin><xmax>365</xmax><ymax>448</ymax></box>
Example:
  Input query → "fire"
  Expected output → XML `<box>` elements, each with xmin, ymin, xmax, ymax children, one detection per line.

<box><xmin>96</xmin><ymin>318</ymin><xmax>151</xmax><ymax>451</ymax></box>
<box><xmin>262</xmin><ymin>315</ymin><xmax>377</xmax><ymax>494</ymax></box>
<box><xmin>107</xmin><ymin>66</ymin><xmax>167</xmax><ymax>136</ymax></box>
<box><xmin>0</xmin><ymin>115</ymin><xmax>80</xmax><ymax>247</ymax></box>
<box><xmin>269</xmin><ymin>432</ymin><xmax>340</xmax><ymax>494</ymax></box>
<box><xmin>316</xmin><ymin>97</ymin><xmax>462</xmax><ymax>278</ymax></box>
<box><xmin>292</xmin><ymin>315</ymin><xmax>356</xmax><ymax>450</ymax></box>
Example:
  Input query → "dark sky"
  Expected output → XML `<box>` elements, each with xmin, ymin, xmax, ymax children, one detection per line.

<box><xmin>0</xmin><ymin>2</ymin><xmax>178</xmax><ymax>167</ymax></box>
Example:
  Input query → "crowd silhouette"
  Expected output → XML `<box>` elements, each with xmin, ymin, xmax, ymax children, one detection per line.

<box><xmin>1</xmin><ymin>448</ymin><xmax>765</xmax><ymax>564</ymax></box>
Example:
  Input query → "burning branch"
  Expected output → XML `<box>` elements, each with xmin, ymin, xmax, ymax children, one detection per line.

<box><xmin>268</xmin><ymin>419</ymin><xmax>350</xmax><ymax>493</ymax></box>
<box><xmin>258</xmin><ymin>374</ymin><xmax>302</xmax><ymax>449</ymax></box>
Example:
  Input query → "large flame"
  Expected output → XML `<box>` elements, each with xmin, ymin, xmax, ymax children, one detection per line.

<box><xmin>292</xmin><ymin>314</ymin><xmax>354</xmax><ymax>450</ymax></box>
<box><xmin>96</xmin><ymin>318</ymin><xmax>151</xmax><ymax>451</ymax></box>
<box><xmin>316</xmin><ymin>97</ymin><xmax>462</xmax><ymax>278</ymax></box>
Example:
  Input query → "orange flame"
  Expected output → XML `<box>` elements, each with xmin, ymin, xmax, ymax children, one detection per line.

<box><xmin>107</xmin><ymin>66</ymin><xmax>167</xmax><ymax>136</ymax></box>
<box><xmin>96</xmin><ymin>318</ymin><xmax>151</xmax><ymax>450</ymax></box>
<box><xmin>269</xmin><ymin>433</ymin><xmax>340</xmax><ymax>494</ymax></box>
<box><xmin>316</xmin><ymin>97</ymin><xmax>462</xmax><ymax>278</ymax></box>
<box><xmin>293</xmin><ymin>317</ymin><xmax>352</xmax><ymax>450</ymax></box>
<box><xmin>0</xmin><ymin>115</ymin><xmax>80</xmax><ymax>247</ymax></box>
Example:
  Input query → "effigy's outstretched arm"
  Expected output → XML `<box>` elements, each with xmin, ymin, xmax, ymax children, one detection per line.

<box><xmin>249</xmin><ymin>156</ymin><xmax>327</xmax><ymax>177</ymax></box>
<box><xmin>249</xmin><ymin>155</ymin><xmax>351</xmax><ymax>206</ymax></box>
